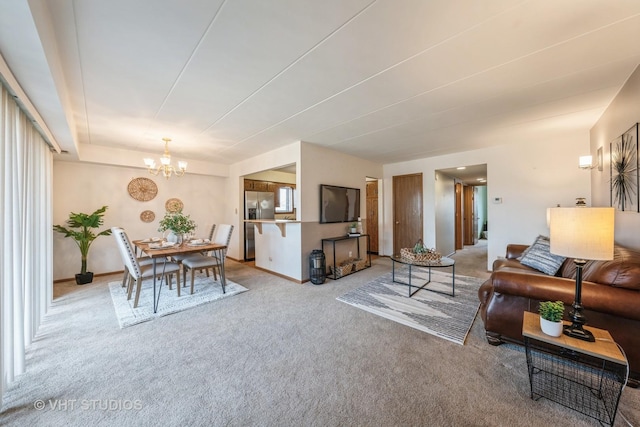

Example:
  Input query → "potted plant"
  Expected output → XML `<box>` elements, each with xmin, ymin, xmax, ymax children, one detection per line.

<box><xmin>349</xmin><ymin>222</ymin><xmax>358</xmax><ymax>234</ymax></box>
<box><xmin>538</xmin><ymin>300</ymin><xmax>565</xmax><ymax>337</ymax></box>
<box><xmin>53</xmin><ymin>205</ymin><xmax>111</xmax><ymax>285</ymax></box>
<box><xmin>158</xmin><ymin>210</ymin><xmax>197</xmax><ymax>244</ymax></box>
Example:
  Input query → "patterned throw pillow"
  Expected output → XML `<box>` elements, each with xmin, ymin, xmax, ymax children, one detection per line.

<box><xmin>519</xmin><ymin>235</ymin><xmax>566</xmax><ymax>275</ymax></box>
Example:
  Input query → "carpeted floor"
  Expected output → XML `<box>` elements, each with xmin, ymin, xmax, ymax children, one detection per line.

<box><xmin>1</xmin><ymin>243</ymin><xmax>638</xmax><ymax>426</ymax></box>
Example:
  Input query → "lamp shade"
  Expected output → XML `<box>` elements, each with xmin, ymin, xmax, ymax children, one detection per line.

<box><xmin>549</xmin><ymin>207</ymin><xmax>614</xmax><ymax>260</ymax></box>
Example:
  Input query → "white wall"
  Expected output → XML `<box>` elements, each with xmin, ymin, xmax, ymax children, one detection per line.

<box><xmin>590</xmin><ymin>64</ymin><xmax>640</xmax><ymax>250</ymax></box>
<box><xmin>53</xmin><ymin>161</ymin><xmax>226</xmax><ymax>280</ymax></box>
<box><xmin>383</xmin><ymin>136</ymin><xmax>590</xmax><ymax>270</ymax></box>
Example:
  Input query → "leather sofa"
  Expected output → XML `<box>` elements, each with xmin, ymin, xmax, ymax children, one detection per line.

<box><xmin>478</xmin><ymin>242</ymin><xmax>640</xmax><ymax>386</ymax></box>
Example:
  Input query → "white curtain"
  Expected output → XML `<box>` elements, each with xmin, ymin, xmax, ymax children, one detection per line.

<box><xmin>0</xmin><ymin>83</ymin><xmax>53</xmax><ymax>409</ymax></box>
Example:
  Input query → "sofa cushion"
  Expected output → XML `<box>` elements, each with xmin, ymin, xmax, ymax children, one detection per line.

<box><xmin>582</xmin><ymin>245</ymin><xmax>640</xmax><ymax>290</ymax></box>
<box><xmin>518</xmin><ymin>235</ymin><xmax>566</xmax><ymax>276</ymax></box>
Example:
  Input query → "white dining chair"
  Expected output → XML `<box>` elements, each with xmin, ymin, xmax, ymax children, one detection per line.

<box><xmin>113</xmin><ymin>228</ymin><xmax>182</xmax><ymax>307</ymax></box>
<box><xmin>181</xmin><ymin>224</ymin><xmax>233</xmax><ymax>294</ymax></box>
<box><xmin>171</xmin><ymin>224</ymin><xmax>216</xmax><ymax>287</ymax></box>
<box><xmin>111</xmin><ymin>227</ymin><xmax>154</xmax><ymax>288</ymax></box>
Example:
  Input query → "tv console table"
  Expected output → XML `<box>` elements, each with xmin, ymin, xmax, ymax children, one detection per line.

<box><xmin>322</xmin><ymin>234</ymin><xmax>371</xmax><ymax>280</ymax></box>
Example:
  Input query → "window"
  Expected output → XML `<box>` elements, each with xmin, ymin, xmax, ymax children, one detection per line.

<box><xmin>275</xmin><ymin>186</ymin><xmax>294</xmax><ymax>213</ymax></box>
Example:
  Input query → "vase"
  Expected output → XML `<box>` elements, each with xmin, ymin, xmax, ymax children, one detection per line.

<box><xmin>540</xmin><ymin>317</ymin><xmax>563</xmax><ymax>337</ymax></box>
<box><xmin>166</xmin><ymin>231</ymin><xmax>184</xmax><ymax>244</ymax></box>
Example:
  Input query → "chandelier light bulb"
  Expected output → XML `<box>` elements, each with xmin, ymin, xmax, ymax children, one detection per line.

<box><xmin>143</xmin><ymin>138</ymin><xmax>187</xmax><ymax>179</ymax></box>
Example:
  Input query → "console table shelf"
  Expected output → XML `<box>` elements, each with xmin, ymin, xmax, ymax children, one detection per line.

<box><xmin>522</xmin><ymin>312</ymin><xmax>628</xmax><ymax>426</ymax></box>
<box><xmin>321</xmin><ymin>234</ymin><xmax>371</xmax><ymax>280</ymax></box>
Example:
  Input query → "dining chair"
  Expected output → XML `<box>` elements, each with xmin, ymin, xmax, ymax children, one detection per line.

<box><xmin>111</xmin><ymin>227</ymin><xmax>154</xmax><ymax>288</ymax></box>
<box><xmin>171</xmin><ymin>224</ymin><xmax>216</xmax><ymax>283</ymax></box>
<box><xmin>113</xmin><ymin>228</ymin><xmax>182</xmax><ymax>307</ymax></box>
<box><xmin>181</xmin><ymin>224</ymin><xmax>233</xmax><ymax>294</ymax></box>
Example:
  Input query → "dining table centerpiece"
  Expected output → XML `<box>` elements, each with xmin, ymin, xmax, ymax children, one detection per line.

<box><xmin>157</xmin><ymin>209</ymin><xmax>197</xmax><ymax>244</ymax></box>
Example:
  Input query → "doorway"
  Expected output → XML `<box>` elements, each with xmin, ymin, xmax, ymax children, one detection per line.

<box><xmin>393</xmin><ymin>173</ymin><xmax>423</xmax><ymax>255</ymax></box>
<box><xmin>366</xmin><ymin>179</ymin><xmax>379</xmax><ymax>254</ymax></box>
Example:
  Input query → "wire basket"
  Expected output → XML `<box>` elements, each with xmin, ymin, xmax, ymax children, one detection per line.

<box><xmin>353</xmin><ymin>258</ymin><xmax>367</xmax><ymax>271</ymax></box>
<box><xmin>400</xmin><ymin>247</ymin><xmax>442</xmax><ymax>262</ymax></box>
<box><xmin>331</xmin><ymin>263</ymin><xmax>353</xmax><ymax>278</ymax></box>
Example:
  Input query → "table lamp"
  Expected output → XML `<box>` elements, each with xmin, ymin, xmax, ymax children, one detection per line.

<box><xmin>548</xmin><ymin>207</ymin><xmax>614</xmax><ymax>342</ymax></box>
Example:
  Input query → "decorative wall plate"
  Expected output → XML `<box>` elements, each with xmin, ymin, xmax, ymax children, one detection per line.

<box><xmin>140</xmin><ymin>210</ymin><xmax>155</xmax><ymax>223</ymax></box>
<box><xmin>165</xmin><ymin>198</ymin><xmax>184</xmax><ymax>213</ymax></box>
<box><xmin>127</xmin><ymin>177</ymin><xmax>158</xmax><ymax>202</ymax></box>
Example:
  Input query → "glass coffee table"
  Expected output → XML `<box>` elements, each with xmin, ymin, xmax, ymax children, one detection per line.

<box><xmin>390</xmin><ymin>255</ymin><xmax>455</xmax><ymax>297</ymax></box>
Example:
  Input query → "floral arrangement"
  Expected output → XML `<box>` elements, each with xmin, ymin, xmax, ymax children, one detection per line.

<box><xmin>158</xmin><ymin>210</ymin><xmax>197</xmax><ymax>235</ymax></box>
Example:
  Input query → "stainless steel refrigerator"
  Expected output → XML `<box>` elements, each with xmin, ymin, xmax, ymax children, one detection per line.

<box><xmin>244</xmin><ymin>191</ymin><xmax>275</xmax><ymax>260</ymax></box>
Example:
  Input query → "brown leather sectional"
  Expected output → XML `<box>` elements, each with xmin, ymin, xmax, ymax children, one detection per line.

<box><xmin>478</xmin><ymin>243</ymin><xmax>640</xmax><ymax>386</ymax></box>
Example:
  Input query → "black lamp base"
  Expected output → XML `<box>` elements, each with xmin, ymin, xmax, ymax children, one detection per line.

<box><xmin>563</xmin><ymin>323</ymin><xmax>595</xmax><ymax>342</ymax></box>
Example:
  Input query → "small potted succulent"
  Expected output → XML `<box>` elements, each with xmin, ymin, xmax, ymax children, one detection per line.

<box><xmin>538</xmin><ymin>300</ymin><xmax>565</xmax><ymax>337</ymax></box>
<box><xmin>349</xmin><ymin>222</ymin><xmax>358</xmax><ymax>234</ymax></box>
<box><xmin>53</xmin><ymin>205</ymin><xmax>111</xmax><ymax>285</ymax></box>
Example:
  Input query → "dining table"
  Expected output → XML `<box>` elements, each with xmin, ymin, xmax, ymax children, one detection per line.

<box><xmin>133</xmin><ymin>239</ymin><xmax>228</xmax><ymax>313</ymax></box>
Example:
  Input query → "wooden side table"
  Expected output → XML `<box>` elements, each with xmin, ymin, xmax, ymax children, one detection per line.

<box><xmin>522</xmin><ymin>311</ymin><xmax>628</xmax><ymax>426</ymax></box>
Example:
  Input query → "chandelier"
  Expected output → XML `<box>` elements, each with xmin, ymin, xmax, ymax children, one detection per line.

<box><xmin>143</xmin><ymin>138</ymin><xmax>187</xmax><ymax>179</ymax></box>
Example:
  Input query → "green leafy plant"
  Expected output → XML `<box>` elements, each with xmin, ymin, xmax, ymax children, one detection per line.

<box><xmin>53</xmin><ymin>205</ymin><xmax>111</xmax><ymax>275</ymax></box>
<box><xmin>539</xmin><ymin>300</ymin><xmax>564</xmax><ymax>322</ymax></box>
<box><xmin>158</xmin><ymin>210</ymin><xmax>197</xmax><ymax>235</ymax></box>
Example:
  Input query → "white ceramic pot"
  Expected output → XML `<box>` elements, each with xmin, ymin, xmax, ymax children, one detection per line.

<box><xmin>540</xmin><ymin>317</ymin><xmax>563</xmax><ymax>337</ymax></box>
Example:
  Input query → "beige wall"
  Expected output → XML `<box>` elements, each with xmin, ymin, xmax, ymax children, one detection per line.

<box><xmin>384</xmin><ymin>135</ymin><xmax>591</xmax><ymax>271</ymax></box>
<box><xmin>590</xmin><ymin>64</ymin><xmax>640</xmax><ymax>250</ymax></box>
<box><xmin>53</xmin><ymin>161</ymin><xmax>226</xmax><ymax>280</ymax></box>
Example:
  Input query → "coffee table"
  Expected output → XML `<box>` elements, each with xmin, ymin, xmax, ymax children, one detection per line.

<box><xmin>390</xmin><ymin>255</ymin><xmax>455</xmax><ymax>297</ymax></box>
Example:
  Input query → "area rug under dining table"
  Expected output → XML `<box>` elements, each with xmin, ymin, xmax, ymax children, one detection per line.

<box><xmin>337</xmin><ymin>269</ymin><xmax>483</xmax><ymax>345</ymax></box>
<box><xmin>109</xmin><ymin>274</ymin><xmax>248</xmax><ymax>328</ymax></box>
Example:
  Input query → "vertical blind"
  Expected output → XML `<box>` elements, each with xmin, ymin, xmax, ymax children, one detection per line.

<box><xmin>0</xmin><ymin>83</ymin><xmax>53</xmax><ymax>409</ymax></box>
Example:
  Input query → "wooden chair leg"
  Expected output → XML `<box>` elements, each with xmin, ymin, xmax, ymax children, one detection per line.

<box><xmin>121</xmin><ymin>269</ymin><xmax>129</xmax><ymax>287</ymax></box>
<box><xmin>191</xmin><ymin>268</ymin><xmax>196</xmax><ymax>294</ymax></box>
<box><xmin>126</xmin><ymin>276</ymin><xmax>135</xmax><ymax>300</ymax></box>
<box><xmin>133</xmin><ymin>279</ymin><xmax>142</xmax><ymax>308</ymax></box>
<box><xmin>175</xmin><ymin>273</ymin><xmax>180</xmax><ymax>297</ymax></box>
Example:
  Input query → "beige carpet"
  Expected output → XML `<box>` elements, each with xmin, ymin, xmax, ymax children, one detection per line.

<box><xmin>1</xmin><ymin>244</ymin><xmax>638</xmax><ymax>426</ymax></box>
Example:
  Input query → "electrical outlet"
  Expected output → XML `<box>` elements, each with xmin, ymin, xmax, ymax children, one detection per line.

<box><xmin>349</xmin><ymin>251</ymin><xmax>352</xmax><ymax>257</ymax></box>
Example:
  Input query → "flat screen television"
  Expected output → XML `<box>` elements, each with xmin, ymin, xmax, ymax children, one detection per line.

<box><xmin>320</xmin><ymin>184</ymin><xmax>360</xmax><ymax>224</ymax></box>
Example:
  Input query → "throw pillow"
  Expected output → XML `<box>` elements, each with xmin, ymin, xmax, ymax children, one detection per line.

<box><xmin>519</xmin><ymin>235</ymin><xmax>566</xmax><ymax>276</ymax></box>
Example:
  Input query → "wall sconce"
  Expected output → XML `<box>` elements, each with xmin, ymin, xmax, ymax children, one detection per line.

<box><xmin>579</xmin><ymin>155</ymin><xmax>594</xmax><ymax>169</ymax></box>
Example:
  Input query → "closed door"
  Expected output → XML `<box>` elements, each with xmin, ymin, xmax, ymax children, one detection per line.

<box><xmin>366</xmin><ymin>180</ymin><xmax>379</xmax><ymax>254</ymax></box>
<box><xmin>463</xmin><ymin>185</ymin><xmax>475</xmax><ymax>245</ymax></box>
<box><xmin>393</xmin><ymin>173</ymin><xmax>423</xmax><ymax>255</ymax></box>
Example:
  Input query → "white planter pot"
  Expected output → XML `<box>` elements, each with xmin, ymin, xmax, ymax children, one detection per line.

<box><xmin>540</xmin><ymin>317</ymin><xmax>563</xmax><ymax>337</ymax></box>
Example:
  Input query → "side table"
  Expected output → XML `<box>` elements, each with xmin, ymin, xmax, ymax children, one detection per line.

<box><xmin>522</xmin><ymin>311</ymin><xmax>628</xmax><ymax>426</ymax></box>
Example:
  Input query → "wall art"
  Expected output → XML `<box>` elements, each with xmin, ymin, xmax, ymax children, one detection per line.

<box><xmin>610</xmin><ymin>123</ymin><xmax>639</xmax><ymax>212</ymax></box>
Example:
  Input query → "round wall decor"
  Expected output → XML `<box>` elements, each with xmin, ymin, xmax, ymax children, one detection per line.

<box><xmin>127</xmin><ymin>177</ymin><xmax>158</xmax><ymax>202</ymax></box>
<box><xmin>165</xmin><ymin>198</ymin><xmax>184</xmax><ymax>213</ymax></box>
<box><xmin>140</xmin><ymin>210</ymin><xmax>155</xmax><ymax>223</ymax></box>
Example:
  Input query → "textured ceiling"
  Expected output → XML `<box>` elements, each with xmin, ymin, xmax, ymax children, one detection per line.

<box><xmin>2</xmin><ymin>0</ymin><xmax>640</xmax><ymax>168</ymax></box>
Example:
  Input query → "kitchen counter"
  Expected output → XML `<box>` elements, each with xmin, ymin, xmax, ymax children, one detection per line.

<box><xmin>244</xmin><ymin>219</ymin><xmax>300</xmax><ymax>237</ymax></box>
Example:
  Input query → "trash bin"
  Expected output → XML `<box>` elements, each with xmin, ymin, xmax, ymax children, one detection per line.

<box><xmin>309</xmin><ymin>250</ymin><xmax>326</xmax><ymax>285</ymax></box>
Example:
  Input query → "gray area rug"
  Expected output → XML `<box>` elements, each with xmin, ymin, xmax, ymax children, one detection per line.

<box><xmin>337</xmin><ymin>269</ymin><xmax>483</xmax><ymax>345</ymax></box>
<box><xmin>109</xmin><ymin>274</ymin><xmax>248</xmax><ymax>328</ymax></box>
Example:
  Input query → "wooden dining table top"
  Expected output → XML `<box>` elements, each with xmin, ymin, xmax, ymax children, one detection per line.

<box><xmin>132</xmin><ymin>240</ymin><xmax>226</xmax><ymax>258</ymax></box>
